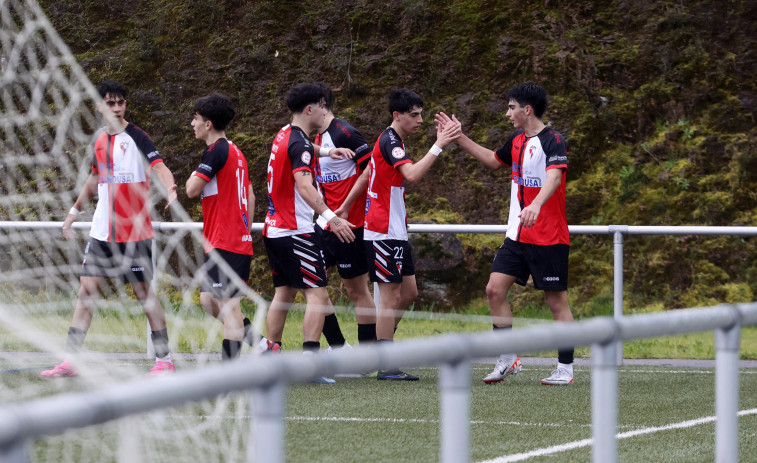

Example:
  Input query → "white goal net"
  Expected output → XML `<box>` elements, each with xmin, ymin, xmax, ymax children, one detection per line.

<box><xmin>0</xmin><ymin>0</ymin><xmax>268</xmax><ymax>461</ymax></box>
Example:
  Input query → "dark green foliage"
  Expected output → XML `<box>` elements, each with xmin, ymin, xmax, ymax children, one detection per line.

<box><xmin>36</xmin><ymin>0</ymin><xmax>757</xmax><ymax>313</ymax></box>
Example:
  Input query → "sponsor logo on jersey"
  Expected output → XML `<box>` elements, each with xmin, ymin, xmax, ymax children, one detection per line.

<box><xmin>302</xmin><ymin>151</ymin><xmax>311</xmax><ymax>164</ymax></box>
<box><xmin>146</xmin><ymin>150</ymin><xmax>159</xmax><ymax>159</ymax></box>
<box><xmin>267</xmin><ymin>196</ymin><xmax>276</xmax><ymax>216</ymax></box>
<box><xmin>213</xmin><ymin>282</ymin><xmax>223</xmax><ymax>288</ymax></box>
<box><xmin>242</xmin><ymin>212</ymin><xmax>249</xmax><ymax>229</ymax></box>
<box><xmin>316</xmin><ymin>173</ymin><xmax>341</xmax><ymax>183</ymax></box>
<box><xmin>513</xmin><ymin>176</ymin><xmax>542</xmax><ymax>187</ymax></box>
<box><xmin>272</xmin><ymin>144</ymin><xmax>279</xmax><ymax>153</ymax></box>
<box><xmin>242</xmin><ymin>235</ymin><xmax>252</xmax><ymax>242</ymax></box>
<box><xmin>338</xmin><ymin>263</ymin><xmax>352</xmax><ymax>269</ymax></box>
<box><xmin>391</xmin><ymin>147</ymin><xmax>405</xmax><ymax>159</ymax></box>
<box><xmin>543</xmin><ymin>276</ymin><xmax>560</xmax><ymax>282</ymax></box>
<box><xmin>198</xmin><ymin>163</ymin><xmax>212</xmax><ymax>173</ymax></box>
<box><xmin>131</xmin><ymin>267</ymin><xmax>145</xmax><ymax>272</ymax></box>
<box><xmin>365</xmin><ymin>197</ymin><xmax>371</xmax><ymax>215</ymax></box>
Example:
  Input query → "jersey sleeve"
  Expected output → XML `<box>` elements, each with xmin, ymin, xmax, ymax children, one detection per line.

<box><xmin>494</xmin><ymin>131</ymin><xmax>520</xmax><ymax>166</ymax></box>
<box><xmin>193</xmin><ymin>139</ymin><xmax>229</xmax><ymax>182</ymax></box>
<box><xmin>379</xmin><ymin>131</ymin><xmax>412</xmax><ymax>169</ymax></box>
<box><xmin>288</xmin><ymin>130</ymin><xmax>315</xmax><ymax>174</ymax></box>
<box><xmin>127</xmin><ymin>125</ymin><xmax>163</xmax><ymax>167</ymax></box>
<box><xmin>544</xmin><ymin>130</ymin><xmax>568</xmax><ymax>170</ymax></box>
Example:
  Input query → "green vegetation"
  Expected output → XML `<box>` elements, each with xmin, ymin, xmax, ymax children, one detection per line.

<box><xmin>35</xmin><ymin>0</ymin><xmax>757</xmax><ymax>315</ymax></box>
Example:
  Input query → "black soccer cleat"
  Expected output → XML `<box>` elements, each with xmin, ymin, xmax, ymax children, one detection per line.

<box><xmin>376</xmin><ymin>369</ymin><xmax>419</xmax><ymax>381</ymax></box>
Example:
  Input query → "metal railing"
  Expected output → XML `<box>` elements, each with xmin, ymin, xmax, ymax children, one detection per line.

<box><xmin>2</xmin><ymin>221</ymin><xmax>757</xmax><ymax>365</ymax></box>
<box><xmin>0</xmin><ymin>302</ymin><xmax>755</xmax><ymax>462</ymax></box>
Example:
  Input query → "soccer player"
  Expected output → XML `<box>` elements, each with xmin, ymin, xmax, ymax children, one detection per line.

<box><xmin>185</xmin><ymin>94</ymin><xmax>255</xmax><ymax>361</ymax></box>
<box><xmin>436</xmin><ymin>82</ymin><xmax>575</xmax><ymax>386</ymax></box>
<box><xmin>364</xmin><ymin>88</ymin><xmax>460</xmax><ymax>381</ymax></box>
<box><xmin>312</xmin><ymin>82</ymin><xmax>377</xmax><ymax>351</ymax></box>
<box><xmin>42</xmin><ymin>80</ymin><xmax>178</xmax><ymax>377</ymax></box>
<box><xmin>262</xmin><ymin>82</ymin><xmax>354</xmax><ymax>383</ymax></box>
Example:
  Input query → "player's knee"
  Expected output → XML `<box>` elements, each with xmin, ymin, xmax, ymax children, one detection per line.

<box><xmin>486</xmin><ymin>283</ymin><xmax>506</xmax><ymax>303</ymax></box>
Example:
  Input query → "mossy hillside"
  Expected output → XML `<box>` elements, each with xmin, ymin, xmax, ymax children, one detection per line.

<box><xmin>38</xmin><ymin>0</ymin><xmax>757</xmax><ymax>314</ymax></box>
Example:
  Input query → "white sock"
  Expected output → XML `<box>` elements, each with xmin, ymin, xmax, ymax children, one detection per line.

<box><xmin>157</xmin><ymin>354</ymin><xmax>172</xmax><ymax>363</ymax></box>
<box><xmin>557</xmin><ymin>362</ymin><xmax>573</xmax><ymax>375</ymax></box>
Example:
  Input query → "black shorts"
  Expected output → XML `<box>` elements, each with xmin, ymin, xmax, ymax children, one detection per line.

<box><xmin>263</xmin><ymin>233</ymin><xmax>328</xmax><ymax>289</ymax></box>
<box><xmin>364</xmin><ymin>239</ymin><xmax>415</xmax><ymax>283</ymax></box>
<box><xmin>315</xmin><ymin>224</ymin><xmax>369</xmax><ymax>279</ymax></box>
<box><xmin>200</xmin><ymin>249</ymin><xmax>253</xmax><ymax>298</ymax></box>
<box><xmin>491</xmin><ymin>238</ymin><xmax>569</xmax><ymax>291</ymax></box>
<box><xmin>81</xmin><ymin>238</ymin><xmax>153</xmax><ymax>283</ymax></box>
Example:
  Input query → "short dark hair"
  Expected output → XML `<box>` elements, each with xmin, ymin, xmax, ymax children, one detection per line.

<box><xmin>97</xmin><ymin>80</ymin><xmax>127</xmax><ymax>99</ymax></box>
<box><xmin>388</xmin><ymin>88</ymin><xmax>423</xmax><ymax>115</ymax></box>
<box><xmin>506</xmin><ymin>82</ymin><xmax>548</xmax><ymax>119</ymax></box>
<box><xmin>286</xmin><ymin>82</ymin><xmax>325</xmax><ymax>114</ymax></box>
<box><xmin>317</xmin><ymin>82</ymin><xmax>334</xmax><ymax>110</ymax></box>
<box><xmin>193</xmin><ymin>94</ymin><xmax>235</xmax><ymax>131</ymax></box>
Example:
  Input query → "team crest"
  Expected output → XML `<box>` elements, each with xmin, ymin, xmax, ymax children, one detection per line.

<box><xmin>120</xmin><ymin>141</ymin><xmax>129</xmax><ymax>155</ymax></box>
<box><xmin>302</xmin><ymin>151</ymin><xmax>311</xmax><ymax>164</ymax></box>
<box><xmin>391</xmin><ymin>147</ymin><xmax>405</xmax><ymax>159</ymax></box>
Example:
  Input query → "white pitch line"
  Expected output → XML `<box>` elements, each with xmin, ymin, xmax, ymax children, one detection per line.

<box><xmin>479</xmin><ymin>408</ymin><xmax>757</xmax><ymax>463</ymax></box>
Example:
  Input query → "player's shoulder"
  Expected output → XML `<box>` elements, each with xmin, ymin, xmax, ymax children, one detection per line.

<box><xmin>538</xmin><ymin>126</ymin><xmax>567</xmax><ymax>148</ymax></box>
<box><xmin>125</xmin><ymin>123</ymin><xmax>154</xmax><ymax>142</ymax></box>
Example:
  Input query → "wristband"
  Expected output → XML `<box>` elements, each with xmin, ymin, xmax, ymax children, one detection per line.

<box><xmin>69</xmin><ymin>206</ymin><xmax>80</xmax><ymax>216</ymax></box>
<box><xmin>319</xmin><ymin>146</ymin><xmax>333</xmax><ymax>157</ymax></box>
<box><xmin>321</xmin><ymin>209</ymin><xmax>336</xmax><ymax>222</ymax></box>
<box><xmin>429</xmin><ymin>144</ymin><xmax>443</xmax><ymax>156</ymax></box>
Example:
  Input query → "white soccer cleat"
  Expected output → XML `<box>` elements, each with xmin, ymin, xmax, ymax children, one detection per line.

<box><xmin>326</xmin><ymin>342</ymin><xmax>352</xmax><ymax>353</ymax></box>
<box><xmin>540</xmin><ymin>366</ymin><xmax>574</xmax><ymax>386</ymax></box>
<box><xmin>483</xmin><ymin>356</ymin><xmax>522</xmax><ymax>384</ymax></box>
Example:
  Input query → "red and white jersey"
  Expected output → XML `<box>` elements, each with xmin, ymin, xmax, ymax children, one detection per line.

<box><xmin>494</xmin><ymin>127</ymin><xmax>569</xmax><ymax>245</ymax></box>
<box><xmin>89</xmin><ymin>124</ymin><xmax>163</xmax><ymax>243</ymax></box>
<box><xmin>191</xmin><ymin>138</ymin><xmax>254</xmax><ymax>255</ymax></box>
<box><xmin>263</xmin><ymin>124</ymin><xmax>316</xmax><ymax>238</ymax></box>
<box><xmin>364</xmin><ymin>127</ymin><xmax>412</xmax><ymax>241</ymax></box>
<box><xmin>313</xmin><ymin>117</ymin><xmax>371</xmax><ymax>229</ymax></box>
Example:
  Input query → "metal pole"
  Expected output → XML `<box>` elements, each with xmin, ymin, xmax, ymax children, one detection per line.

<box><xmin>439</xmin><ymin>360</ymin><xmax>471</xmax><ymax>463</ymax></box>
<box><xmin>610</xmin><ymin>226</ymin><xmax>627</xmax><ymax>366</ymax></box>
<box><xmin>0</xmin><ymin>439</ymin><xmax>28</xmax><ymax>463</ymax></box>
<box><xmin>146</xmin><ymin>236</ymin><xmax>157</xmax><ymax>359</ymax></box>
<box><xmin>715</xmin><ymin>321</ymin><xmax>740</xmax><ymax>463</ymax></box>
<box><xmin>249</xmin><ymin>382</ymin><xmax>287</xmax><ymax>463</ymax></box>
<box><xmin>592</xmin><ymin>341</ymin><xmax>618</xmax><ymax>463</ymax></box>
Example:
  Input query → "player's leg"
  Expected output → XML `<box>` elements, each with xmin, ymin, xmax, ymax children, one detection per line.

<box><xmin>301</xmin><ymin>286</ymin><xmax>337</xmax><ymax>383</ymax></box>
<box><xmin>132</xmin><ymin>280</ymin><xmax>175</xmax><ymax>375</ymax></box>
<box><xmin>217</xmin><ymin>297</ymin><xmax>245</xmax><ymax>361</ymax></box>
<box><xmin>342</xmin><ymin>273</ymin><xmax>376</xmax><ymax>344</ymax></box>
<box><xmin>315</xmin><ymin>224</ymin><xmax>348</xmax><ymax>349</ymax></box>
<box><xmin>265</xmin><ymin>285</ymin><xmax>296</xmax><ymax>347</ymax></box>
<box><xmin>41</xmin><ymin>275</ymin><xmax>103</xmax><ymax>378</ymax></box>
<box><xmin>483</xmin><ymin>239</ymin><xmax>527</xmax><ymax>384</ymax></box>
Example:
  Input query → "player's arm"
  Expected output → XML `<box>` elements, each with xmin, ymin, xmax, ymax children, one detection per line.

<box><xmin>62</xmin><ymin>171</ymin><xmax>98</xmax><ymax>240</ymax></box>
<box><xmin>314</xmin><ymin>144</ymin><xmax>355</xmax><ymax>160</ymax></box>
<box><xmin>435</xmin><ymin>112</ymin><xmax>502</xmax><ymax>170</ymax></box>
<box><xmin>397</xmin><ymin>118</ymin><xmax>461</xmax><ymax>183</ymax></box>
<box><xmin>185</xmin><ymin>175</ymin><xmax>207</xmax><ymax>199</ymax></box>
<box><xmin>334</xmin><ymin>166</ymin><xmax>370</xmax><ymax>219</ymax></box>
<box><xmin>247</xmin><ymin>183</ymin><xmax>255</xmax><ymax>233</ymax></box>
<box><xmin>519</xmin><ymin>167</ymin><xmax>563</xmax><ymax>228</ymax></box>
<box><xmin>152</xmin><ymin>161</ymin><xmax>179</xmax><ymax>209</ymax></box>
<box><xmin>293</xmin><ymin>170</ymin><xmax>355</xmax><ymax>243</ymax></box>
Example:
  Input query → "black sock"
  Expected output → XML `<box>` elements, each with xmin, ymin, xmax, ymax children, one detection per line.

<box><xmin>222</xmin><ymin>339</ymin><xmax>242</xmax><ymax>361</ymax></box>
<box><xmin>66</xmin><ymin>327</ymin><xmax>87</xmax><ymax>352</ymax></box>
<box><xmin>242</xmin><ymin>317</ymin><xmax>261</xmax><ymax>346</ymax></box>
<box><xmin>493</xmin><ymin>324</ymin><xmax>512</xmax><ymax>331</ymax></box>
<box><xmin>558</xmin><ymin>348</ymin><xmax>574</xmax><ymax>365</ymax></box>
<box><xmin>150</xmin><ymin>328</ymin><xmax>170</xmax><ymax>358</ymax></box>
<box><xmin>357</xmin><ymin>323</ymin><xmax>377</xmax><ymax>344</ymax></box>
<box><xmin>322</xmin><ymin>314</ymin><xmax>346</xmax><ymax>347</ymax></box>
<box><xmin>303</xmin><ymin>341</ymin><xmax>321</xmax><ymax>353</ymax></box>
